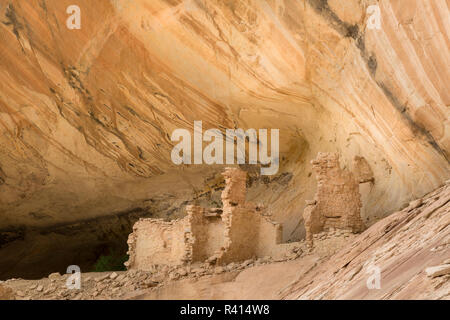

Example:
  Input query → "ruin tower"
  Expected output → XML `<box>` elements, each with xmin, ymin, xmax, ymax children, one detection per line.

<box><xmin>303</xmin><ymin>152</ymin><xmax>365</xmax><ymax>246</ymax></box>
<box><xmin>221</xmin><ymin>167</ymin><xmax>247</xmax><ymax>207</ymax></box>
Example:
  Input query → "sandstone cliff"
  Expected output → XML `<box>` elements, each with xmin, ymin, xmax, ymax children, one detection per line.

<box><xmin>0</xmin><ymin>0</ymin><xmax>449</xmax><ymax>278</ymax></box>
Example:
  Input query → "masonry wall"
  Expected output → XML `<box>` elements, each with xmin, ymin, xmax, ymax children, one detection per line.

<box><xmin>303</xmin><ymin>152</ymin><xmax>366</xmax><ymax>245</ymax></box>
<box><xmin>126</xmin><ymin>168</ymin><xmax>293</xmax><ymax>270</ymax></box>
<box><xmin>216</xmin><ymin>206</ymin><xmax>260</xmax><ymax>264</ymax></box>
<box><xmin>312</xmin><ymin>153</ymin><xmax>364</xmax><ymax>231</ymax></box>
<box><xmin>256</xmin><ymin>217</ymin><xmax>283</xmax><ymax>257</ymax></box>
<box><xmin>126</xmin><ymin>218</ymin><xmax>190</xmax><ymax>270</ymax></box>
<box><xmin>187</xmin><ymin>205</ymin><xmax>224</xmax><ymax>263</ymax></box>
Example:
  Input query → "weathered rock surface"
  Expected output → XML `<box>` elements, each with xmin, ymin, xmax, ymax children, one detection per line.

<box><xmin>0</xmin><ymin>0</ymin><xmax>449</xmax><ymax>278</ymax></box>
<box><xmin>0</xmin><ymin>284</ymin><xmax>15</xmax><ymax>300</ymax></box>
<box><xmin>425</xmin><ymin>265</ymin><xmax>450</xmax><ymax>278</ymax></box>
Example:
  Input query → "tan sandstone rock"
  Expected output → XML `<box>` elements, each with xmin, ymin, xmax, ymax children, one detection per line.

<box><xmin>0</xmin><ymin>285</ymin><xmax>15</xmax><ymax>300</ymax></box>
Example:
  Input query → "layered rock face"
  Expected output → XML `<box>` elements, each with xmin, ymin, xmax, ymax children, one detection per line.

<box><xmin>0</xmin><ymin>0</ymin><xmax>449</xmax><ymax>277</ymax></box>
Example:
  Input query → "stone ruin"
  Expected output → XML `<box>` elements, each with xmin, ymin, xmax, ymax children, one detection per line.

<box><xmin>126</xmin><ymin>154</ymin><xmax>372</xmax><ymax>271</ymax></box>
<box><xmin>303</xmin><ymin>152</ymin><xmax>368</xmax><ymax>247</ymax></box>
<box><xmin>125</xmin><ymin>168</ymin><xmax>298</xmax><ymax>271</ymax></box>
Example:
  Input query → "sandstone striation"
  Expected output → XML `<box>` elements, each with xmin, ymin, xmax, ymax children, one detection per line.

<box><xmin>0</xmin><ymin>0</ymin><xmax>449</xmax><ymax>293</ymax></box>
<box><xmin>0</xmin><ymin>2</ymin><xmax>449</xmax><ymax>275</ymax></box>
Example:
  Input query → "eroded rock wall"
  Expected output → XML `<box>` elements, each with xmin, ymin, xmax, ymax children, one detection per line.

<box><xmin>0</xmin><ymin>0</ymin><xmax>449</xmax><ymax>276</ymax></box>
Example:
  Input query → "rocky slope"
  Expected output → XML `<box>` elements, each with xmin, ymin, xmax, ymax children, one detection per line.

<box><xmin>0</xmin><ymin>0</ymin><xmax>449</xmax><ymax>278</ymax></box>
<box><xmin>281</xmin><ymin>179</ymin><xmax>450</xmax><ymax>299</ymax></box>
<box><xmin>1</xmin><ymin>180</ymin><xmax>448</xmax><ymax>300</ymax></box>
